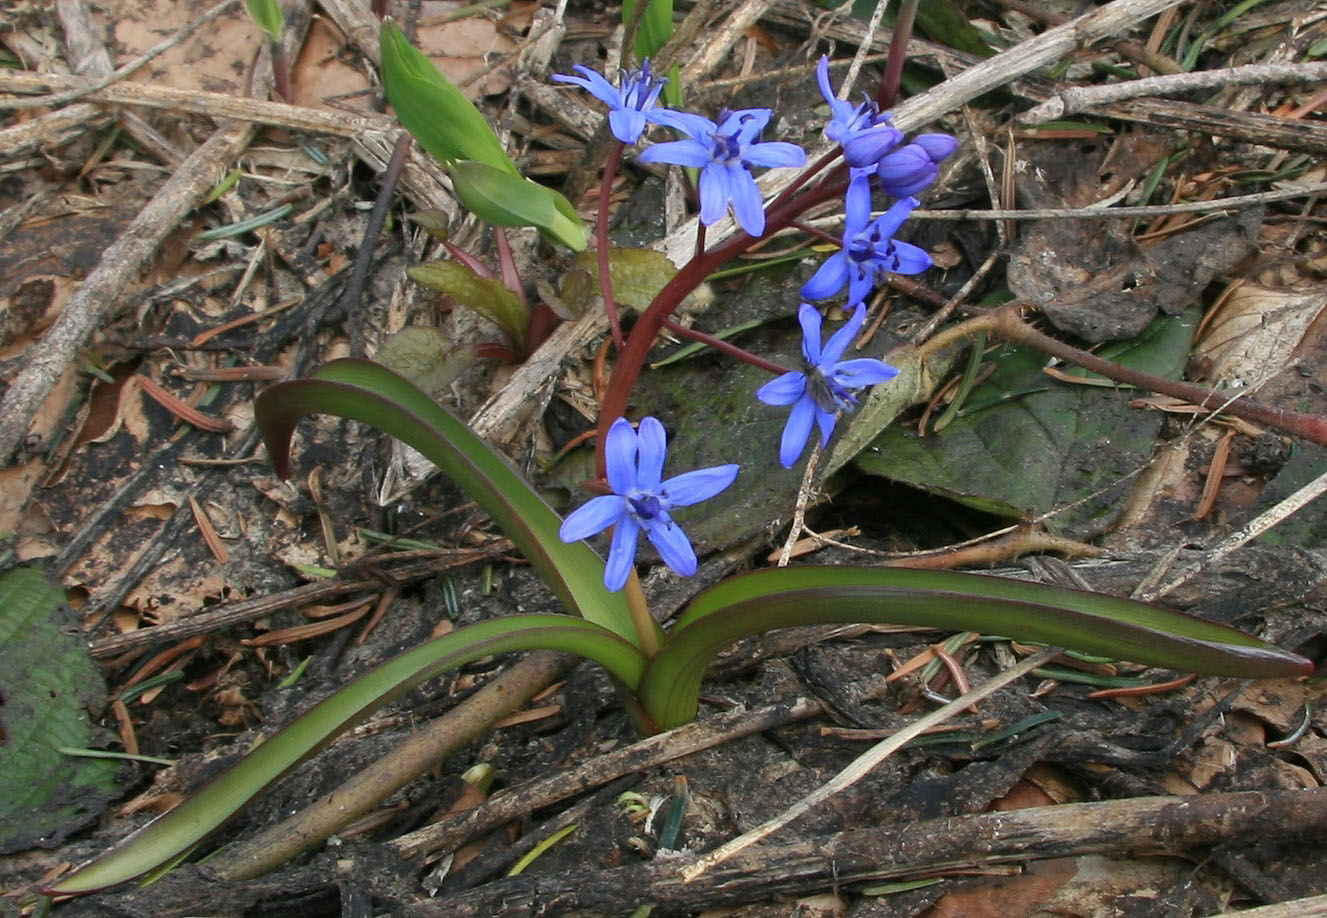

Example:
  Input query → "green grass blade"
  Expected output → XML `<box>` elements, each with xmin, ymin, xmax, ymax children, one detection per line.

<box><xmin>49</xmin><ymin>615</ymin><xmax>645</xmax><ymax>894</ymax></box>
<box><xmin>640</xmin><ymin>567</ymin><xmax>1312</xmax><ymax>728</ymax></box>
<box><xmin>254</xmin><ymin>358</ymin><xmax>642</xmax><ymax>644</ymax></box>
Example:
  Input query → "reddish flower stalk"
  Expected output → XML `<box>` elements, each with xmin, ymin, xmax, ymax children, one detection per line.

<box><xmin>594</xmin><ymin>177</ymin><xmax>849</xmax><ymax>476</ymax></box>
<box><xmin>597</xmin><ymin>140</ymin><xmax>628</xmax><ymax>352</ymax></box>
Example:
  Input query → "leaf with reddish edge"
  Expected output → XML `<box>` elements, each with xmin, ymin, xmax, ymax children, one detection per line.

<box><xmin>254</xmin><ymin>358</ymin><xmax>646</xmax><ymax>645</ymax></box>
<box><xmin>48</xmin><ymin>616</ymin><xmax>646</xmax><ymax>895</ymax></box>
<box><xmin>639</xmin><ymin>567</ymin><xmax>1313</xmax><ymax>729</ymax></box>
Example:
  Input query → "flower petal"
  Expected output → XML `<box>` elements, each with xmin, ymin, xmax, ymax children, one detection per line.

<box><xmin>697</xmin><ymin>162</ymin><xmax>733</xmax><ymax>226</ymax></box>
<box><xmin>608</xmin><ymin>108</ymin><xmax>648</xmax><ymax>144</ymax></box>
<box><xmin>820</xmin><ymin>304</ymin><xmax>866</xmax><ymax>366</ymax></box>
<box><xmin>552</xmin><ymin>66</ymin><xmax>620</xmax><ymax>108</ymax></box>
<box><xmin>635</xmin><ymin>416</ymin><xmax>667</xmax><ymax>491</ymax></box>
<box><xmin>756</xmin><ymin>371</ymin><xmax>807</xmax><ymax>406</ymax></box>
<box><xmin>815</xmin><ymin>403</ymin><xmax>838</xmax><ymax>445</ymax></box>
<box><xmin>638</xmin><ymin>138</ymin><xmax>712</xmax><ymax>168</ymax></box>
<box><xmin>842</xmin><ymin>125</ymin><xmax>902</xmax><ymax>168</ymax></box>
<box><xmin>646</xmin><ymin>109</ymin><xmax>715</xmax><ymax>138</ymax></box>
<box><xmin>559</xmin><ymin>494</ymin><xmax>625</xmax><ymax>542</ymax></box>
<box><xmin>801</xmin><ymin>254</ymin><xmax>848</xmax><ymax>302</ymax></box>
<box><xmin>721</xmin><ymin>108</ymin><xmax>772</xmax><ymax>141</ymax></box>
<box><xmin>726</xmin><ymin>166</ymin><xmax>766</xmax><ymax>235</ymax></box>
<box><xmin>797</xmin><ymin>302</ymin><xmax>823</xmax><ymax>363</ymax></box>
<box><xmin>742</xmin><ymin>141</ymin><xmax>807</xmax><ymax>169</ymax></box>
<box><xmin>877</xmin><ymin>147</ymin><xmax>937</xmax><ymax>197</ymax></box>
<box><xmin>603</xmin><ymin>517</ymin><xmax>641</xmax><ymax>591</ymax></box>
<box><xmin>872</xmin><ymin>196</ymin><xmax>919</xmax><ymax>240</ymax></box>
<box><xmin>645</xmin><ymin>516</ymin><xmax>697</xmax><ymax>578</ymax></box>
<box><xmin>886</xmin><ymin>240</ymin><xmax>932</xmax><ymax>275</ymax></box>
<box><xmin>604</xmin><ymin>417</ymin><xmax>639</xmax><ymax>495</ymax></box>
<box><xmin>845</xmin><ymin>264</ymin><xmax>875</xmax><ymax>310</ymax></box>
<box><xmin>779</xmin><ymin>396</ymin><xmax>816</xmax><ymax>468</ymax></box>
<box><xmin>662</xmin><ymin>464</ymin><xmax>740</xmax><ymax>507</ymax></box>
<box><xmin>844</xmin><ymin>173</ymin><xmax>873</xmax><ymax>232</ymax></box>
<box><xmin>816</xmin><ymin>56</ymin><xmax>836</xmax><ymax>106</ymax></box>
<box><xmin>830</xmin><ymin>357</ymin><xmax>900</xmax><ymax>389</ymax></box>
<box><xmin>914</xmin><ymin>133</ymin><xmax>958</xmax><ymax>162</ymax></box>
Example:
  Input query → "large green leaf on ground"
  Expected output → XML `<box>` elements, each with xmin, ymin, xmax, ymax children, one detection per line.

<box><xmin>0</xmin><ymin>567</ymin><xmax>120</xmax><ymax>853</ymax></box>
<box><xmin>856</xmin><ymin>309</ymin><xmax>1198</xmax><ymax>538</ymax></box>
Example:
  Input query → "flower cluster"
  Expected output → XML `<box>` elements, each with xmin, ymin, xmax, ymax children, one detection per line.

<box><xmin>555</xmin><ymin>55</ymin><xmax>957</xmax><ymax>586</ymax></box>
<box><xmin>806</xmin><ymin>56</ymin><xmax>956</xmax><ymax>311</ymax></box>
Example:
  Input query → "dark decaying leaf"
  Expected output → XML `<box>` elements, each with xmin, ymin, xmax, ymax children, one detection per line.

<box><xmin>856</xmin><ymin>309</ymin><xmax>1197</xmax><ymax>539</ymax></box>
<box><xmin>0</xmin><ymin>566</ymin><xmax>121</xmax><ymax>854</ymax></box>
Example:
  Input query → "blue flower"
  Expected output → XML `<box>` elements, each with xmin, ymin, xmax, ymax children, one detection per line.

<box><xmin>756</xmin><ymin>303</ymin><xmax>899</xmax><ymax>468</ymax></box>
<box><xmin>553</xmin><ymin>60</ymin><xmax>666</xmax><ymax>144</ymax></box>
<box><xmin>875</xmin><ymin>133</ymin><xmax>958</xmax><ymax>197</ymax></box>
<box><xmin>639</xmin><ymin>107</ymin><xmax>806</xmax><ymax>236</ymax></box>
<box><xmin>559</xmin><ymin>417</ymin><xmax>739</xmax><ymax>591</ymax></box>
<box><xmin>802</xmin><ymin>174</ymin><xmax>932</xmax><ymax>308</ymax></box>
<box><xmin>815</xmin><ymin>56</ymin><xmax>902</xmax><ymax>169</ymax></box>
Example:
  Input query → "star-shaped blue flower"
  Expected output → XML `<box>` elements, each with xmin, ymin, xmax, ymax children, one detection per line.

<box><xmin>756</xmin><ymin>303</ymin><xmax>899</xmax><ymax>468</ymax></box>
<box><xmin>559</xmin><ymin>417</ymin><xmax>739</xmax><ymax>591</ymax></box>
<box><xmin>816</xmin><ymin>56</ymin><xmax>902</xmax><ymax>169</ymax></box>
<box><xmin>802</xmin><ymin>174</ymin><xmax>932</xmax><ymax>308</ymax></box>
<box><xmin>553</xmin><ymin>60</ymin><xmax>666</xmax><ymax>144</ymax></box>
<box><xmin>638</xmin><ymin>107</ymin><xmax>806</xmax><ymax>236</ymax></box>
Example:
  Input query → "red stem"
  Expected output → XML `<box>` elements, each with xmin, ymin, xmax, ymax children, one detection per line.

<box><xmin>594</xmin><ymin>179</ymin><xmax>847</xmax><ymax>475</ymax></box>
<box><xmin>990</xmin><ymin>309</ymin><xmax>1327</xmax><ymax>449</ymax></box>
<box><xmin>659</xmin><ymin>318</ymin><xmax>793</xmax><ymax>376</ymax></box>
<box><xmin>598</xmin><ymin>141</ymin><xmax>628</xmax><ymax>352</ymax></box>
<box><xmin>768</xmin><ymin>148</ymin><xmax>844</xmax><ymax>214</ymax></box>
<box><xmin>878</xmin><ymin>0</ymin><xmax>919</xmax><ymax>111</ymax></box>
<box><xmin>493</xmin><ymin>228</ymin><xmax>528</xmax><ymax>310</ymax></box>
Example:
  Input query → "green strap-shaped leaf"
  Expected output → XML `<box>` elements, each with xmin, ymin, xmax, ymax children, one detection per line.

<box><xmin>49</xmin><ymin>615</ymin><xmax>646</xmax><ymax>894</ymax></box>
<box><xmin>447</xmin><ymin>161</ymin><xmax>587</xmax><ymax>251</ymax></box>
<box><xmin>379</xmin><ymin>21</ymin><xmax>516</xmax><ymax>174</ymax></box>
<box><xmin>254</xmin><ymin>358</ymin><xmax>645</xmax><ymax>644</ymax></box>
<box><xmin>640</xmin><ymin>567</ymin><xmax>1312</xmax><ymax>728</ymax></box>
<box><xmin>623</xmin><ymin>0</ymin><xmax>673</xmax><ymax>60</ymax></box>
<box><xmin>243</xmin><ymin>0</ymin><xmax>284</xmax><ymax>41</ymax></box>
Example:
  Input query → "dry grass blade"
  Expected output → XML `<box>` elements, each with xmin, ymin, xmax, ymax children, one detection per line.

<box><xmin>679</xmin><ymin>647</ymin><xmax>1062</xmax><ymax>881</ymax></box>
<box><xmin>134</xmin><ymin>374</ymin><xmax>235</xmax><ymax>434</ymax></box>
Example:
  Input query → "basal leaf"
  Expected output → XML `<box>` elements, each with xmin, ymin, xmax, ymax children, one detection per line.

<box><xmin>915</xmin><ymin>0</ymin><xmax>995</xmax><ymax>58</ymax></box>
<box><xmin>242</xmin><ymin>0</ymin><xmax>284</xmax><ymax>40</ymax></box>
<box><xmin>375</xmin><ymin>325</ymin><xmax>476</xmax><ymax>399</ymax></box>
<box><xmin>623</xmin><ymin>0</ymin><xmax>673</xmax><ymax>60</ymax></box>
<box><xmin>50</xmin><ymin>616</ymin><xmax>646</xmax><ymax>894</ymax></box>
<box><xmin>560</xmin><ymin>247</ymin><xmax>679</xmax><ymax>316</ymax></box>
<box><xmin>447</xmin><ymin>161</ymin><xmax>587</xmax><ymax>251</ymax></box>
<box><xmin>255</xmin><ymin>359</ymin><xmax>643</xmax><ymax>643</ymax></box>
<box><xmin>379</xmin><ymin>21</ymin><xmax>516</xmax><ymax>174</ymax></box>
<box><xmin>640</xmin><ymin>566</ymin><xmax>1313</xmax><ymax>728</ymax></box>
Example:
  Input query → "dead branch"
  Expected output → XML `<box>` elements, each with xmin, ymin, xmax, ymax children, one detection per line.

<box><xmin>422</xmin><ymin>788</ymin><xmax>1327</xmax><ymax>915</ymax></box>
